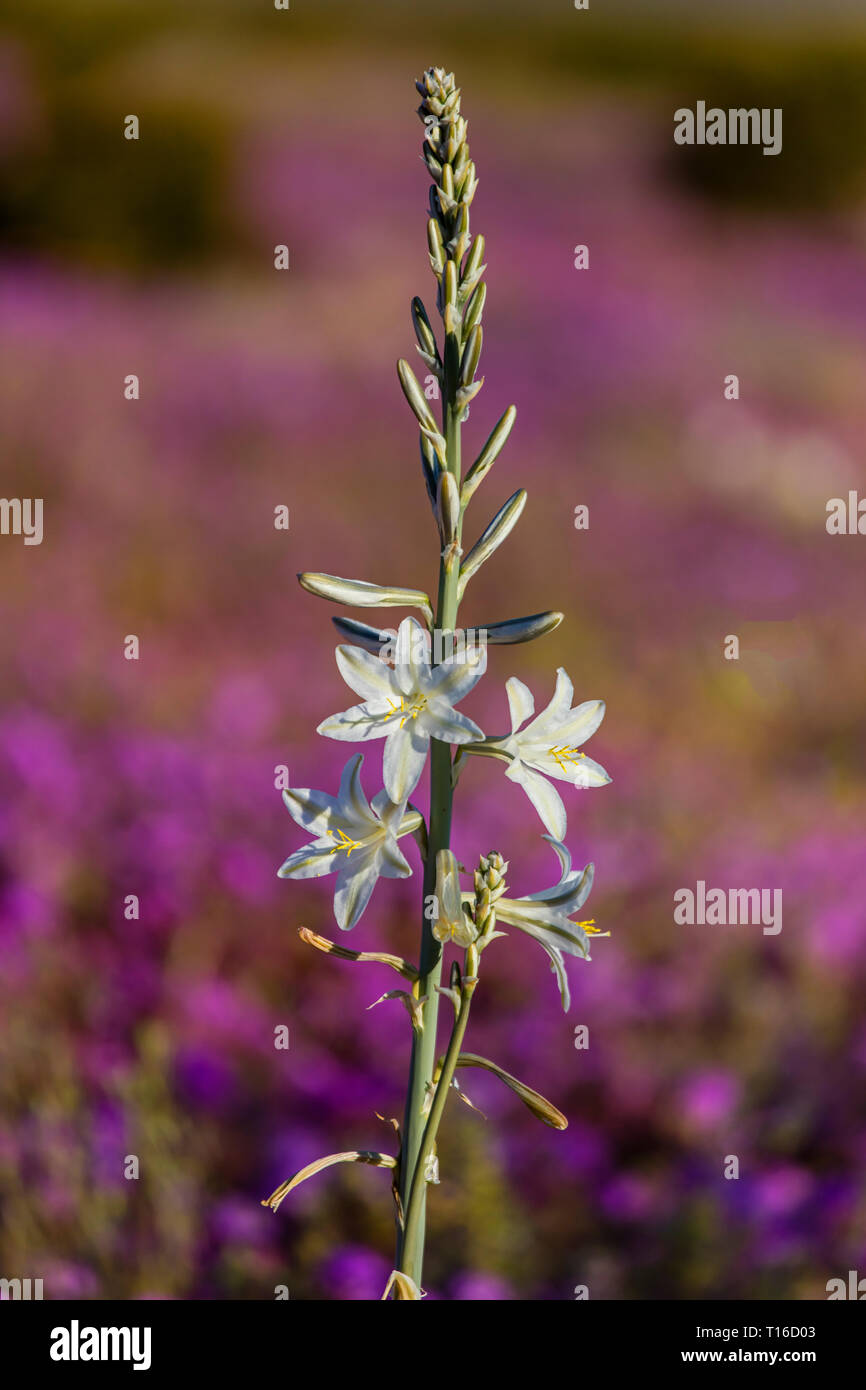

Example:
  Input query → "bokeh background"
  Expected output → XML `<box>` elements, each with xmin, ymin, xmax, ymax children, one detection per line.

<box><xmin>2</xmin><ymin>0</ymin><xmax>866</xmax><ymax>1300</ymax></box>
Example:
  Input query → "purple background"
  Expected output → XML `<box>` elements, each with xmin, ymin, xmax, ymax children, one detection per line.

<box><xmin>1</xmin><ymin>1</ymin><xmax>866</xmax><ymax>1299</ymax></box>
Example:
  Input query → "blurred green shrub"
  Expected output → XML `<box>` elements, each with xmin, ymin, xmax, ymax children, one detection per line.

<box><xmin>0</xmin><ymin>98</ymin><xmax>231</xmax><ymax>272</ymax></box>
<box><xmin>1</xmin><ymin>1</ymin><xmax>865</xmax><ymax>274</ymax></box>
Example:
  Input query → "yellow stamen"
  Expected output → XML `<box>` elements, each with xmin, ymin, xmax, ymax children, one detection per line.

<box><xmin>382</xmin><ymin>695</ymin><xmax>428</xmax><ymax>729</ymax></box>
<box><xmin>331</xmin><ymin>828</ymin><xmax>362</xmax><ymax>857</ymax></box>
<box><xmin>549</xmin><ymin>745</ymin><xmax>586</xmax><ymax>773</ymax></box>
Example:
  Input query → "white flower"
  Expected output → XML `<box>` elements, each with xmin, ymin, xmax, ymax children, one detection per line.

<box><xmin>484</xmin><ymin>668</ymin><xmax>609</xmax><ymax>840</ymax></box>
<box><xmin>317</xmin><ymin>616</ymin><xmax>486</xmax><ymax>803</ymax></box>
<box><xmin>495</xmin><ymin>838</ymin><xmax>603</xmax><ymax>1011</ymax></box>
<box><xmin>431</xmin><ymin>848</ymin><xmax>477</xmax><ymax>947</ymax></box>
<box><xmin>278</xmin><ymin>754</ymin><xmax>421</xmax><ymax>930</ymax></box>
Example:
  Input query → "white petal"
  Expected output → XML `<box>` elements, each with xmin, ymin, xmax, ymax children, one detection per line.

<box><xmin>281</xmin><ymin>786</ymin><xmax>338</xmax><ymax>836</ymax></box>
<box><xmin>570</xmin><ymin>754</ymin><xmax>611</xmax><ymax>788</ymax></box>
<box><xmin>379</xmin><ymin>837</ymin><xmax>413</xmax><ymax>879</ymax></box>
<box><xmin>506</xmin><ymin>676</ymin><xmax>534</xmax><ymax>733</ymax></box>
<box><xmin>549</xmin><ymin>667</ymin><xmax>574</xmax><ymax>717</ymax></box>
<box><xmin>492</xmin><ymin>912</ymin><xmax>575</xmax><ymax>1010</ymax></box>
<box><xmin>552</xmin><ymin>698</ymin><xmax>606</xmax><ymax>747</ymax></box>
<box><xmin>336</xmin><ymin>645</ymin><xmax>399</xmax><ymax>702</ymax></box>
<box><xmin>568</xmin><ymin>861</ymin><xmax>595</xmax><ymax>913</ymax></box>
<box><xmin>371</xmin><ymin>789</ymin><xmax>409</xmax><ymax>826</ymax></box>
<box><xmin>540</xmin><ymin>940</ymin><xmax>572</xmax><ymax>1012</ymax></box>
<box><xmin>497</xmin><ymin>901</ymin><xmax>590</xmax><ymax>959</ymax></box>
<box><xmin>393</xmin><ymin>617</ymin><xmax>430</xmax><ymax>696</ymax></box>
<box><xmin>333</xmin><ymin>849</ymin><xmax>381</xmax><ymax>930</ymax></box>
<box><xmin>278</xmin><ymin>839</ymin><xmax>339</xmax><ymax>879</ymax></box>
<box><xmin>317</xmin><ymin>700</ymin><xmax>394</xmax><ymax>742</ymax></box>
<box><xmin>424</xmin><ymin>700</ymin><xmax>484</xmax><ymax>745</ymax></box>
<box><xmin>427</xmin><ymin>642</ymin><xmax>487</xmax><ymax>702</ymax></box>
<box><xmin>337</xmin><ymin>753</ymin><xmax>375</xmax><ymax>825</ymax></box>
<box><xmin>530</xmin><ymin>859</ymin><xmax>594</xmax><ymax>911</ymax></box>
<box><xmin>506</xmin><ymin>760</ymin><xmax>567</xmax><ymax>841</ymax></box>
<box><xmin>383</xmin><ymin>723</ymin><xmax>429</xmax><ymax>802</ymax></box>
<box><xmin>543</xmin><ymin>836</ymin><xmax>572</xmax><ymax>883</ymax></box>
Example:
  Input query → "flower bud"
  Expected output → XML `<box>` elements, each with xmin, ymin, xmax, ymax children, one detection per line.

<box><xmin>432</xmin><ymin>849</ymin><xmax>477</xmax><ymax>947</ymax></box>
<box><xmin>419</xmin><ymin>431</ymin><xmax>439</xmax><ymax>505</ymax></box>
<box><xmin>299</xmin><ymin>572</ymin><xmax>433</xmax><ymax>624</ymax></box>
<box><xmin>462</xmin><ymin>233</ymin><xmax>485</xmax><ymax>285</ymax></box>
<box><xmin>411</xmin><ymin>297</ymin><xmax>440</xmax><ymax>369</ymax></box>
<box><xmin>458</xmin><ymin>489</ymin><xmax>527</xmax><ymax>593</ymax></box>
<box><xmin>455</xmin><ymin>379</ymin><xmax>483</xmax><ymax>417</ymax></box>
<box><xmin>330</xmin><ymin>615</ymin><xmax>388</xmax><ymax>653</ymax></box>
<box><xmin>478</xmin><ymin>611</ymin><xmax>564</xmax><ymax>645</ymax></box>
<box><xmin>461</xmin><ymin>405</ymin><xmax>516</xmax><ymax>505</ymax></box>
<box><xmin>397</xmin><ymin>358</ymin><xmax>438</xmax><ymax>434</ymax></box>
<box><xmin>459</xmin><ymin>325</ymin><xmax>483</xmax><ymax>387</ymax></box>
<box><xmin>462</xmin><ymin>281</ymin><xmax>486</xmax><ymax>336</ymax></box>
<box><xmin>427</xmin><ymin>218</ymin><xmax>445</xmax><ymax>275</ymax></box>
<box><xmin>436</xmin><ymin>469</ymin><xmax>461</xmax><ymax>546</ymax></box>
<box><xmin>443</xmin><ymin>258</ymin><xmax>458</xmax><ymax>309</ymax></box>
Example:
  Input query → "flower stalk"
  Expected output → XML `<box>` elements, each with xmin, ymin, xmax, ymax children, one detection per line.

<box><xmin>267</xmin><ymin>66</ymin><xmax>612</xmax><ymax>1303</ymax></box>
<box><xmin>393</xmin><ymin>66</ymin><xmax>480</xmax><ymax>1282</ymax></box>
<box><xmin>400</xmin><ymin>957</ymin><xmax>478</xmax><ymax>1279</ymax></box>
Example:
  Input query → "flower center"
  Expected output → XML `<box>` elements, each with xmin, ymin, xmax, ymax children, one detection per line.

<box><xmin>330</xmin><ymin>828</ymin><xmax>361</xmax><ymax>850</ymax></box>
<box><xmin>383</xmin><ymin>694</ymin><xmax>428</xmax><ymax>728</ymax></box>
<box><xmin>330</xmin><ymin>828</ymin><xmax>363</xmax><ymax>857</ymax></box>
<box><xmin>548</xmin><ymin>744</ymin><xmax>586</xmax><ymax>773</ymax></box>
<box><xmin>328</xmin><ymin>825</ymin><xmax>384</xmax><ymax>858</ymax></box>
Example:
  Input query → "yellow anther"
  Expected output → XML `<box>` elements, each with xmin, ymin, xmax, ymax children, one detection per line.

<box><xmin>549</xmin><ymin>745</ymin><xmax>586</xmax><ymax>773</ymax></box>
<box><xmin>383</xmin><ymin>694</ymin><xmax>428</xmax><ymax>728</ymax></box>
<box><xmin>382</xmin><ymin>697</ymin><xmax>406</xmax><ymax>724</ymax></box>
<box><xmin>331</xmin><ymin>828</ymin><xmax>361</xmax><ymax>857</ymax></box>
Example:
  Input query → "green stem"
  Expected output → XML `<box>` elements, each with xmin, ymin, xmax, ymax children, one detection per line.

<box><xmin>395</xmin><ymin>386</ymin><xmax>463</xmax><ymax>1287</ymax></box>
<box><xmin>400</xmin><ymin>972</ymin><xmax>476</xmax><ymax>1276</ymax></box>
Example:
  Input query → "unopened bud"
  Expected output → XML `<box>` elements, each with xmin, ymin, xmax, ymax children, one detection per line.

<box><xmin>436</xmin><ymin>470</ymin><xmax>460</xmax><ymax>546</ymax></box>
<box><xmin>461</xmin><ymin>405</ymin><xmax>517</xmax><ymax>505</ymax></box>
<box><xmin>459</xmin><ymin>325</ymin><xmax>483</xmax><ymax>388</ymax></box>
<box><xmin>397</xmin><ymin>358</ymin><xmax>438</xmax><ymax>433</ymax></box>
<box><xmin>459</xmin><ymin>489</ymin><xmax>527</xmax><ymax>593</ymax></box>
<box><xmin>427</xmin><ymin>218</ymin><xmax>445</xmax><ymax>275</ymax></box>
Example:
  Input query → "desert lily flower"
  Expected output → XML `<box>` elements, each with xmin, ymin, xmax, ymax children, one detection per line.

<box><xmin>495</xmin><ymin>838</ymin><xmax>603</xmax><ymax>1012</ymax></box>
<box><xmin>468</xmin><ymin>668</ymin><xmax>609</xmax><ymax>840</ymax></box>
<box><xmin>317</xmin><ymin>616</ymin><xmax>486</xmax><ymax>803</ymax></box>
<box><xmin>278</xmin><ymin>754</ymin><xmax>421</xmax><ymax>930</ymax></box>
<box><xmin>432</xmin><ymin>848</ymin><xmax>478</xmax><ymax>948</ymax></box>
